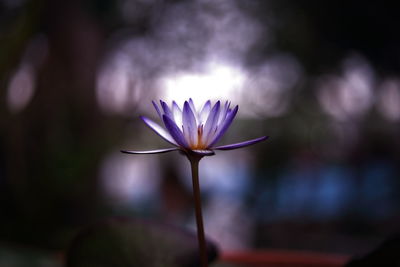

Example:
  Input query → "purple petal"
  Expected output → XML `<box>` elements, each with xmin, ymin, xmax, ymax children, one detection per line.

<box><xmin>199</xmin><ymin>100</ymin><xmax>211</xmax><ymax>123</ymax></box>
<box><xmin>213</xmin><ymin>136</ymin><xmax>269</xmax><ymax>150</ymax></box>
<box><xmin>201</xmin><ymin>101</ymin><xmax>220</xmax><ymax>145</ymax></box>
<box><xmin>188</xmin><ymin>98</ymin><xmax>199</xmax><ymax>123</ymax></box>
<box><xmin>217</xmin><ymin>101</ymin><xmax>230</xmax><ymax>125</ymax></box>
<box><xmin>121</xmin><ymin>147</ymin><xmax>179</xmax><ymax>154</ymax></box>
<box><xmin>182</xmin><ymin>101</ymin><xmax>198</xmax><ymax>146</ymax></box>
<box><xmin>163</xmin><ymin>115</ymin><xmax>189</xmax><ymax>148</ymax></box>
<box><xmin>189</xmin><ymin>98</ymin><xmax>196</xmax><ymax>111</ymax></box>
<box><xmin>172</xmin><ymin>101</ymin><xmax>183</xmax><ymax>127</ymax></box>
<box><xmin>160</xmin><ymin>100</ymin><xmax>173</xmax><ymax>118</ymax></box>
<box><xmin>141</xmin><ymin>116</ymin><xmax>177</xmax><ymax>146</ymax></box>
<box><xmin>152</xmin><ymin>100</ymin><xmax>162</xmax><ymax>119</ymax></box>
<box><xmin>208</xmin><ymin>105</ymin><xmax>239</xmax><ymax>147</ymax></box>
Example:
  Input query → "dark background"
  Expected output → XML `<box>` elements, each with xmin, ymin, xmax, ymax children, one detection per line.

<box><xmin>1</xmin><ymin>0</ymin><xmax>400</xmax><ymax>265</ymax></box>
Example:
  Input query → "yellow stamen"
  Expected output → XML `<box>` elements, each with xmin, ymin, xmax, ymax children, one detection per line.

<box><xmin>192</xmin><ymin>124</ymin><xmax>206</xmax><ymax>149</ymax></box>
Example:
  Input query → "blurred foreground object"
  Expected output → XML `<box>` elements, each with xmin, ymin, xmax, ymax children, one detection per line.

<box><xmin>66</xmin><ymin>218</ymin><xmax>218</xmax><ymax>267</ymax></box>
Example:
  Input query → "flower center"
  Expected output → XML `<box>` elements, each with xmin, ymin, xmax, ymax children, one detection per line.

<box><xmin>191</xmin><ymin>124</ymin><xmax>207</xmax><ymax>149</ymax></box>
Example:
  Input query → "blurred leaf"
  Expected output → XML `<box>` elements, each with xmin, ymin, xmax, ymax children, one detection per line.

<box><xmin>66</xmin><ymin>218</ymin><xmax>218</xmax><ymax>267</ymax></box>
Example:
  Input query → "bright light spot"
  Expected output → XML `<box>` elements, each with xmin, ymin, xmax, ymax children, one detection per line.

<box><xmin>160</xmin><ymin>61</ymin><xmax>245</xmax><ymax>107</ymax></box>
<box><xmin>317</xmin><ymin>55</ymin><xmax>375</xmax><ymax>120</ymax></box>
<box><xmin>100</xmin><ymin>152</ymin><xmax>161</xmax><ymax>206</ymax></box>
<box><xmin>96</xmin><ymin>52</ymin><xmax>142</xmax><ymax>115</ymax></box>
<box><xmin>242</xmin><ymin>54</ymin><xmax>302</xmax><ymax>117</ymax></box>
<box><xmin>6</xmin><ymin>64</ymin><xmax>35</xmax><ymax>113</ymax></box>
<box><xmin>340</xmin><ymin>57</ymin><xmax>374</xmax><ymax>116</ymax></box>
<box><xmin>317</xmin><ymin>77</ymin><xmax>347</xmax><ymax>120</ymax></box>
<box><xmin>98</xmin><ymin>0</ymin><xmax>270</xmax><ymax>117</ymax></box>
<box><xmin>377</xmin><ymin>79</ymin><xmax>400</xmax><ymax>121</ymax></box>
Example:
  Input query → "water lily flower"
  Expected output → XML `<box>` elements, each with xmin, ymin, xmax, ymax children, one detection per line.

<box><xmin>122</xmin><ymin>99</ymin><xmax>268</xmax><ymax>267</ymax></box>
<box><xmin>121</xmin><ymin>99</ymin><xmax>268</xmax><ymax>157</ymax></box>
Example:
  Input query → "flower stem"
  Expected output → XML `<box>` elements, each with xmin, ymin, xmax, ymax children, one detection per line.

<box><xmin>189</xmin><ymin>156</ymin><xmax>208</xmax><ymax>267</ymax></box>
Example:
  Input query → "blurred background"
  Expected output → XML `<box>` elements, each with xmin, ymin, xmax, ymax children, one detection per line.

<box><xmin>1</xmin><ymin>0</ymin><xmax>400</xmax><ymax>265</ymax></box>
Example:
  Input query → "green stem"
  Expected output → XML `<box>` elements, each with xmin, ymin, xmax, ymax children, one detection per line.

<box><xmin>189</xmin><ymin>156</ymin><xmax>208</xmax><ymax>267</ymax></box>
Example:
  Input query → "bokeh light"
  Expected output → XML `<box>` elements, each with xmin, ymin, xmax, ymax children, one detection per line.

<box><xmin>377</xmin><ymin>78</ymin><xmax>400</xmax><ymax>121</ymax></box>
<box><xmin>160</xmin><ymin>61</ymin><xmax>245</xmax><ymax>106</ymax></box>
<box><xmin>6</xmin><ymin>63</ymin><xmax>35</xmax><ymax>113</ymax></box>
<box><xmin>317</xmin><ymin>54</ymin><xmax>375</xmax><ymax>121</ymax></box>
